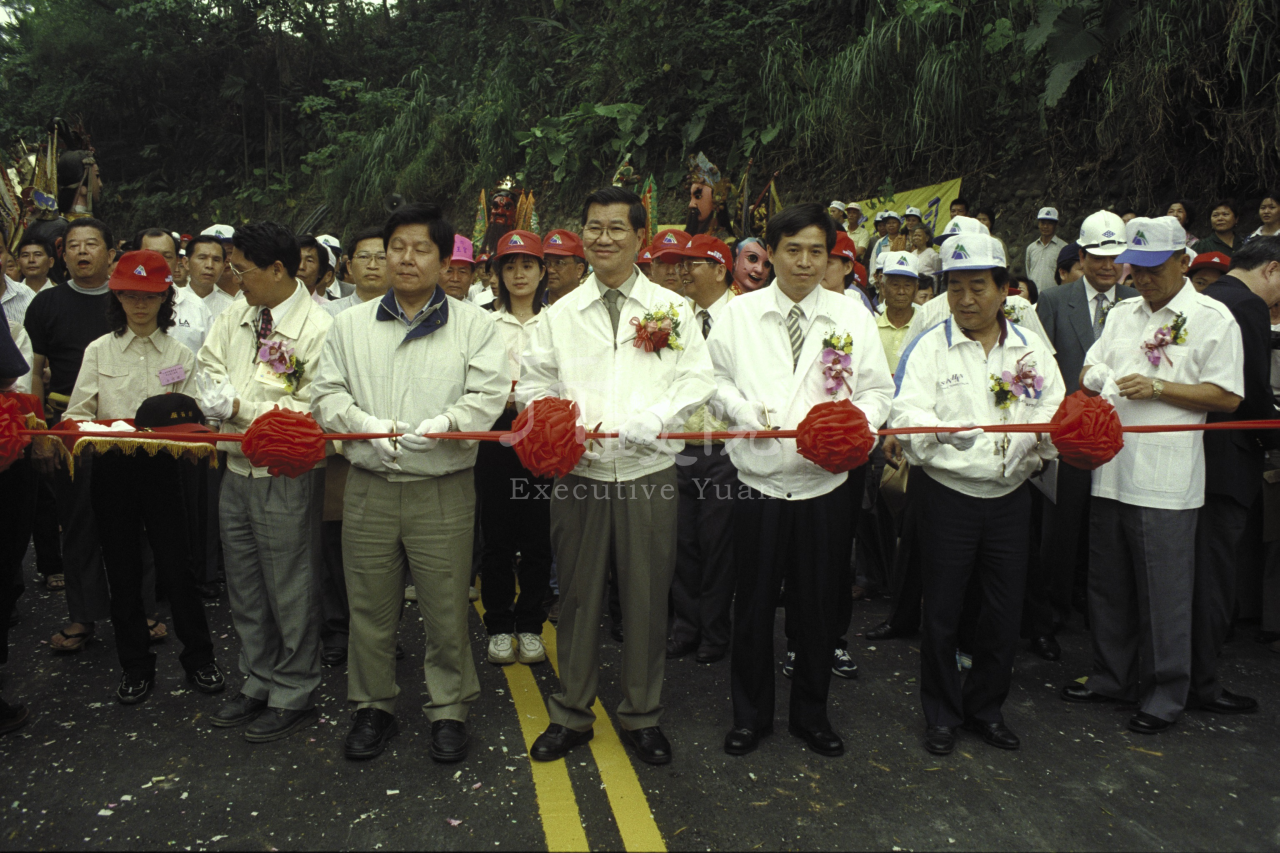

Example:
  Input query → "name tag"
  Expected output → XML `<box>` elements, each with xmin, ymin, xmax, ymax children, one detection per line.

<box><xmin>253</xmin><ymin>360</ymin><xmax>289</xmax><ymax>388</ymax></box>
<box><xmin>158</xmin><ymin>365</ymin><xmax>186</xmax><ymax>385</ymax></box>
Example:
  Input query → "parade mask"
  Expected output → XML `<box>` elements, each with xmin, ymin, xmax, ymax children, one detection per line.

<box><xmin>489</xmin><ymin>192</ymin><xmax>516</xmax><ymax>228</ymax></box>
<box><xmin>733</xmin><ymin>240</ymin><xmax>768</xmax><ymax>292</ymax></box>
<box><xmin>689</xmin><ymin>183</ymin><xmax>714</xmax><ymax>225</ymax></box>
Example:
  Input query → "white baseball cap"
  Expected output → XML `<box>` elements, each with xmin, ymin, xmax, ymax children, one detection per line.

<box><xmin>201</xmin><ymin>224</ymin><xmax>235</xmax><ymax>241</ymax></box>
<box><xmin>1116</xmin><ymin>216</ymin><xmax>1186</xmax><ymax>266</ymax></box>
<box><xmin>874</xmin><ymin>211</ymin><xmax>887</xmax><ymax>223</ymax></box>
<box><xmin>904</xmin><ymin>206</ymin><xmax>922</xmax><ymax>218</ymax></box>
<box><xmin>933</xmin><ymin>214</ymin><xmax>989</xmax><ymax>246</ymax></box>
<box><xmin>880</xmin><ymin>251</ymin><xmax>920</xmax><ymax>279</ymax></box>
<box><xmin>828</xmin><ymin>200</ymin><xmax>847</xmax><ymax>212</ymax></box>
<box><xmin>1077</xmin><ymin>210</ymin><xmax>1127</xmax><ymax>257</ymax></box>
<box><xmin>1037</xmin><ymin>207</ymin><xmax>1060</xmax><ymax>222</ymax></box>
<box><xmin>940</xmin><ymin>233</ymin><xmax>1006</xmax><ymax>272</ymax></box>
<box><xmin>316</xmin><ymin>234</ymin><xmax>341</xmax><ymax>270</ymax></box>
<box><xmin>884</xmin><ymin>210</ymin><xmax>903</xmax><ymax>223</ymax></box>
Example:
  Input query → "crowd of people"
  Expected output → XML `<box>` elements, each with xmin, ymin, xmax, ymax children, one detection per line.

<box><xmin>1</xmin><ymin>183</ymin><xmax>1279</xmax><ymax>764</ymax></box>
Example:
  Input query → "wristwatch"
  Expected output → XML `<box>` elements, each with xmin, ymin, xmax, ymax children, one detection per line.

<box><xmin>1151</xmin><ymin>378</ymin><xmax>1164</xmax><ymax>400</ymax></box>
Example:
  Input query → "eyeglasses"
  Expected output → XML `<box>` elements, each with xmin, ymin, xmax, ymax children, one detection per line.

<box><xmin>582</xmin><ymin>224</ymin><xmax>635</xmax><ymax>242</ymax></box>
<box><xmin>353</xmin><ymin>252</ymin><xmax>387</xmax><ymax>264</ymax></box>
<box><xmin>228</xmin><ymin>263</ymin><xmax>260</xmax><ymax>281</ymax></box>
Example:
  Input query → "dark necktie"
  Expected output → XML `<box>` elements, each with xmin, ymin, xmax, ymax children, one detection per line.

<box><xmin>257</xmin><ymin>307</ymin><xmax>274</xmax><ymax>342</ymax></box>
<box><xmin>699</xmin><ymin>309</ymin><xmax>711</xmax><ymax>339</ymax></box>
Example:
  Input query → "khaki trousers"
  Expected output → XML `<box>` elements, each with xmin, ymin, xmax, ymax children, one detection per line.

<box><xmin>548</xmin><ymin>468</ymin><xmax>679</xmax><ymax>731</ymax></box>
<box><xmin>342</xmin><ymin>466</ymin><xmax>479</xmax><ymax>720</ymax></box>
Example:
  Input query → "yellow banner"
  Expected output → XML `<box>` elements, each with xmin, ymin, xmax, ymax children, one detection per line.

<box><xmin>849</xmin><ymin>177</ymin><xmax>963</xmax><ymax>241</ymax></box>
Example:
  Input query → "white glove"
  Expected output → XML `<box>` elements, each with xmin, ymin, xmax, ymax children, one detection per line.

<box><xmin>937</xmin><ymin>423</ymin><xmax>984</xmax><ymax>451</ymax></box>
<box><xmin>616</xmin><ymin>411</ymin><xmax>663</xmax><ymax>449</ymax></box>
<box><xmin>196</xmin><ymin>374</ymin><xmax>236</xmax><ymax>420</ymax></box>
<box><xmin>74</xmin><ymin>420</ymin><xmax>133</xmax><ymax>432</ymax></box>
<box><xmin>1003</xmin><ymin>432</ymin><xmax>1040</xmax><ymax>474</ymax></box>
<box><xmin>363</xmin><ymin>416</ymin><xmax>408</xmax><ymax>471</ymax></box>
<box><xmin>399</xmin><ymin>414</ymin><xmax>451</xmax><ymax>453</ymax></box>
<box><xmin>729</xmin><ymin>399</ymin><xmax>772</xmax><ymax>433</ymax></box>
<box><xmin>1081</xmin><ymin>364</ymin><xmax>1114</xmax><ymax>393</ymax></box>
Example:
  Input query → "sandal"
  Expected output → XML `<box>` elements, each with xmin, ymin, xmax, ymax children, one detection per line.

<box><xmin>45</xmin><ymin>574</ymin><xmax>65</xmax><ymax>591</ymax></box>
<box><xmin>147</xmin><ymin>620</ymin><xmax>169</xmax><ymax>643</ymax></box>
<box><xmin>51</xmin><ymin>624</ymin><xmax>94</xmax><ymax>652</ymax></box>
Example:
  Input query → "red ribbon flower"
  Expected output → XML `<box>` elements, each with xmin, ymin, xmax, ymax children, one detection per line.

<box><xmin>0</xmin><ymin>394</ymin><xmax>31</xmax><ymax>473</ymax></box>
<box><xmin>504</xmin><ymin>397</ymin><xmax>586</xmax><ymax>479</ymax></box>
<box><xmin>795</xmin><ymin>400</ymin><xmax>876</xmax><ymax>474</ymax></box>
<box><xmin>241</xmin><ymin>409</ymin><xmax>327</xmax><ymax>478</ymax></box>
<box><xmin>630</xmin><ymin>316</ymin><xmax>672</xmax><ymax>353</ymax></box>
<box><xmin>1050</xmin><ymin>390</ymin><xmax>1124</xmax><ymax>470</ymax></box>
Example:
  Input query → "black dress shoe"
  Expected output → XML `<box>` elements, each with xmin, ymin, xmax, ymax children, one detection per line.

<box><xmin>345</xmin><ymin>708</ymin><xmax>398</xmax><ymax>760</ymax></box>
<box><xmin>964</xmin><ymin>719</ymin><xmax>1020</xmax><ymax>750</ymax></box>
<box><xmin>1060</xmin><ymin>682</ymin><xmax>1117</xmax><ymax>703</ymax></box>
<box><xmin>696</xmin><ymin>646</ymin><xmax>727</xmax><ymax>664</ymax></box>
<box><xmin>621</xmin><ymin>726</ymin><xmax>672</xmax><ymax>765</ymax></box>
<box><xmin>428</xmin><ymin>719</ymin><xmax>469</xmax><ymax>763</ymax></box>
<box><xmin>211</xmin><ymin>692</ymin><xmax>269</xmax><ymax>727</ymax></box>
<box><xmin>787</xmin><ymin>721</ymin><xmax>844</xmax><ymax>757</ymax></box>
<box><xmin>196</xmin><ymin>582</ymin><xmax>221</xmax><ymax>600</ymax></box>
<box><xmin>244</xmin><ymin>707</ymin><xmax>318</xmax><ymax>743</ymax></box>
<box><xmin>724</xmin><ymin>725</ymin><xmax>771</xmax><ymax>756</ymax></box>
<box><xmin>924</xmin><ymin>725</ymin><xmax>956</xmax><ymax>755</ymax></box>
<box><xmin>1128</xmin><ymin>712</ymin><xmax>1173</xmax><ymax>734</ymax></box>
<box><xmin>864</xmin><ymin>621</ymin><xmax>901</xmax><ymax>641</ymax></box>
<box><xmin>321</xmin><ymin>646</ymin><xmax>348</xmax><ymax>667</ymax></box>
<box><xmin>0</xmin><ymin>698</ymin><xmax>30</xmax><ymax>735</ymax></box>
<box><xmin>531</xmin><ymin>724</ymin><xmax>594</xmax><ymax>761</ymax></box>
<box><xmin>1030</xmin><ymin>635</ymin><xmax>1061</xmax><ymax>661</ymax></box>
<box><xmin>1194</xmin><ymin>689</ymin><xmax>1258</xmax><ymax>714</ymax></box>
<box><xmin>610</xmin><ymin>622</ymin><xmax>624</xmax><ymax>643</ymax></box>
<box><xmin>666</xmin><ymin>638</ymin><xmax>697</xmax><ymax>659</ymax></box>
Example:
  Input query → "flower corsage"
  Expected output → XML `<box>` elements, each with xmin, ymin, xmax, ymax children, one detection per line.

<box><xmin>990</xmin><ymin>353</ymin><xmax>1044</xmax><ymax>410</ymax></box>
<box><xmin>258</xmin><ymin>339</ymin><xmax>306</xmax><ymax>393</ymax></box>
<box><xmin>819</xmin><ymin>331</ymin><xmax>855</xmax><ymax>397</ymax></box>
<box><xmin>1141</xmin><ymin>312</ymin><xmax>1188</xmax><ymax>367</ymax></box>
<box><xmin>630</xmin><ymin>304</ymin><xmax>684</xmax><ymax>357</ymax></box>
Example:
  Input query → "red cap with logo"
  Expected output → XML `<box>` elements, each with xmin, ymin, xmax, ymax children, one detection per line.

<box><xmin>678</xmin><ymin>233</ymin><xmax>732</xmax><ymax>267</ymax></box>
<box><xmin>109</xmin><ymin>250</ymin><xmax>174</xmax><ymax>293</ymax></box>
<box><xmin>542</xmin><ymin>229</ymin><xmax>585</xmax><ymax>261</ymax></box>
<box><xmin>649</xmin><ymin>229</ymin><xmax>693</xmax><ymax>264</ymax></box>
<box><xmin>638</xmin><ymin>246</ymin><xmax>653</xmax><ymax>264</ymax></box>
<box><xmin>1188</xmin><ymin>250</ymin><xmax>1231</xmax><ymax>275</ymax></box>
<box><xmin>830</xmin><ymin>233</ymin><xmax>858</xmax><ymax>263</ymax></box>
<box><xmin>494</xmin><ymin>230</ymin><xmax>544</xmax><ymax>261</ymax></box>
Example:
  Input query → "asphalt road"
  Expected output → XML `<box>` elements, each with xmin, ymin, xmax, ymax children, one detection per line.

<box><xmin>3</xmin><ymin>550</ymin><xmax>1279</xmax><ymax>851</ymax></box>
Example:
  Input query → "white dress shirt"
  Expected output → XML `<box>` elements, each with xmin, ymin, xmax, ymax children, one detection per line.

<box><xmin>1025</xmin><ymin>235</ymin><xmax>1068</xmax><ymax>293</ymax></box>
<box><xmin>891</xmin><ymin>318</ymin><xmax>1065</xmax><ymax>498</ymax></box>
<box><xmin>202</xmin><ymin>286</ymin><xmax>240</xmax><ymax>321</ymax></box>
<box><xmin>709</xmin><ymin>283</ymin><xmax>895</xmax><ymax>500</ymax></box>
<box><xmin>493</xmin><ymin>307</ymin><xmax>543</xmax><ymax>405</ymax></box>
<box><xmin>1</xmin><ymin>277</ymin><xmax>33</xmax><ymax>327</ymax></box>
<box><xmin>9</xmin><ymin>320</ymin><xmax>32</xmax><ymax>393</ymax></box>
<box><xmin>903</xmin><ymin>291</ymin><xmax>1054</xmax><ymax>360</ymax></box>
<box><xmin>64</xmin><ymin>327</ymin><xmax>200</xmax><ymax>421</ymax></box>
<box><xmin>517</xmin><ymin>267</ymin><xmax>716</xmax><ymax>483</ymax></box>
<box><xmin>1270</xmin><ymin>322</ymin><xmax>1280</xmax><ymax>405</ymax></box>
<box><xmin>170</xmin><ymin>286</ymin><xmax>213</xmax><ymax>356</ymax></box>
<box><xmin>323</xmin><ymin>292</ymin><xmax>367</xmax><ymax>318</ymax></box>
<box><xmin>1083</xmin><ymin>279</ymin><xmax>1244</xmax><ymax>510</ymax></box>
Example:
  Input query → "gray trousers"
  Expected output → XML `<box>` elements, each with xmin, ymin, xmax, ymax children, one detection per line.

<box><xmin>220</xmin><ymin>468</ymin><xmax>323</xmax><ymax>710</ymax></box>
<box><xmin>1085</xmin><ymin>498</ymin><xmax>1197</xmax><ymax>722</ymax></box>
<box><xmin>670</xmin><ymin>446</ymin><xmax>736</xmax><ymax>651</ymax></box>
<box><xmin>1191</xmin><ymin>493</ymin><xmax>1251</xmax><ymax>704</ymax></box>
<box><xmin>548</xmin><ymin>468</ymin><xmax>679</xmax><ymax>731</ymax></box>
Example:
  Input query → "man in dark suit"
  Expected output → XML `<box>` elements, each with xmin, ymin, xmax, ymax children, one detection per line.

<box><xmin>1032</xmin><ymin>210</ymin><xmax>1138</xmax><ymax>659</ymax></box>
<box><xmin>1192</xmin><ymin>236</ymin><xmax>1280</xmax><ymax>714</ymax></box>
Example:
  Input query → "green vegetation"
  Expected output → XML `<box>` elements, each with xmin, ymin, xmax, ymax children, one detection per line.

<box><xmin>1</xmin><ymin>0</ymin><xmax>1276</xmax><ymax>239</ymax></box>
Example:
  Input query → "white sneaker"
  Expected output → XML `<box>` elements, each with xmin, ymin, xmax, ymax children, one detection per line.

<box><xmin>404</xmin><ymin>585</ymin><xmax>417</xmax><ymax>602</ymax></box>
<box><xmin>487</xmin><ymin>634</ymin><xmax>516</xmax><ymax>665</ymax></box>
<box><xmin>516</xmin><ymin>633</ymin><xmax>546</xmax><ymax>665</ymax></box>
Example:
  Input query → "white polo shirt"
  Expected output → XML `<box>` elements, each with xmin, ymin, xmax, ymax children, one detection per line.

<box><xmin>171</xmin><ymin>286</ymin><xmax>213</xmax><ymax>356</ymax></box>
<box><xmin>1083</xmin><ymin>278</ymin><xmax>1244</xmax><ymax>510</ymax></box>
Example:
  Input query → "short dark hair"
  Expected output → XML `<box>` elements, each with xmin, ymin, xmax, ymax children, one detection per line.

<box><xmin>976</xmin><ymin>206</ymin><xmax>996</xmax><ymax>224</ymax></box>
<box><xmin>184</xmin><ymin>235</ymin><xmax>225</xmax><ymax>261</ymax></box>
<box><xmin>1211</xmin><ymin>198</ymin><xmax>1239</xmax><ymax>220</ymax></box>
<box><xmin>951</xmin><ymin>197</ymin><xmax>970</xmax><ymax>211</ymax></box>
<box><xmin>765</xmin><ymin>203</ymin><xmax>838</xmax><ymax>252</ymax></box>
<box><xmin>297</xmin><ymin>234</ymin><xmax>331</xmax><ymax>276</ymax></box>
<box><xmin>15</xmin><ymin>235</ymin><xmax>53</xmax><ymax>257</ymax></box>
<box><xmin>347</xmin><ymin>226</ymin><xmax>384</xmax><ymax>257</ymax></box>
<box><xmin>1013</xmin><ymin>273</ymin><xmax>1038</xmax><ymax>303</ymax></box>
<box><xmin>235</xmin><ymin>221</ymin><xmax>302</xmax><ymax>278</ymax></box>
<box><xmin>107</xmin><ymin>286</ymin><xmax>176</xmax><ymax>336</ymax></box>
<box><xmin>65</xmin><ymin>218</ymin><xmax>114</xmax><ymax>253</ymax></box>
<box><xmin>1168</xmin><ymin>198</ymin><xmax>1196</xmax><ymax>223</ymax></box>
<box><xmin>1262</xmin><ymin>190</ymin><xmax>1280</xmax><ymax>206</ymax></box>
<box><xmin>1228</xmin><ymin>236</ymin><xmax>1280</xmax><ymax>272</ymax></box>
<box><xmin>580</xmin><ymin>187</ymin><xmax>646</xmax><ymax>232</ymax></box>
<box><xmin>496</xmin><ymin>255</ymin><xmax>549</xmax><ymax>314</ymax></box>
<box><xmin>134</xmin><ymin>228</ymin><xmax>178</xmax><ymax>254</ymax></box>
<box><xmin>381</xmin><ymin>202</ymin><xmax>454</xmax><ymax>262</ymax></box>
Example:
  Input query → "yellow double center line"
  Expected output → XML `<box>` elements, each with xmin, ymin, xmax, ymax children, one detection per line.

<box><xmin>474</xmin><ymin>600</ymin><xmax>666</xmax><ymax>852</ymax></box>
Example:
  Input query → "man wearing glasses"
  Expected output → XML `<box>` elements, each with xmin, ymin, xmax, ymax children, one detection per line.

<box><xmin>519</xmin><ymin>187</ymin><xmax>715</xmax><ymax>766</ymax></box>
<box><xmin>325</xmin><ymin>228</ymin><xmax>388</xmax><ymax>318</ymax></box>
<box><xmin>542</xmin><ymin>229</ymin><xmax>587</xmax><ymax>305</ymax></box>
<box><xmin>197</xmin><ymin>221</ymin><xmax>334</xmax><ymax>744</ymax></box>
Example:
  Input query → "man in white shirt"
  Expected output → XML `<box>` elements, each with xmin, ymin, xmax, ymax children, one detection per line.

<box><xmin>1060</xmin><ymin>216</ymin><xmax>1244</xmax><ymax>734</ymax></box>
<box><xmin>324</xmin><ymin>228</ymin><xmax>387</xmax><ymax>318</ymax></box>
<box><xmin>518</xmin><ymin>187</ymin><xmax>715</xmax><ymax>766</ymax></box>
<box><xmin>197</xmin><ymin>221</ymin><xmax>334</xmax><ymax>744</ymax></box>
<box><xmin>711</xmin><ymin>203</ymin><xmax>894</xmax><ymax>758</ymax></box>
<box><xmin>666</xmin><ymin>233</ymin><xmax>737</xmax><ymax>665</ymax></box>
<box><xmin>891</xmin><ymin>233</ymin><xmax>1065</xmax><ymax>757</ymax></box>
<box><xmin>188</xmin><ymin>236</ymin><xmax>237</xmax><ymax>319</ymax></box>
<box><xmin>137</xmin><ymin>229</ymin><xmax>212</xmax><ymax>356</ymax></box>
<box><xmin>16</xmin><ymin>237</ymin><xmax>55</xmax><ymax>294</ymax></box>
<box><xmin>1025</xmin><ymin>206</ymin><xmax>1068</xmax><ymax>293</ymax></box>
<box><xmin>0</xmin><ymin>270</ymin><xmax>32</xmax><ymax>327</ymax></box>
<box><xmin>312</xmin><ymin>203</ymin><xmax>508</xmax><ymax>763</ymax></box>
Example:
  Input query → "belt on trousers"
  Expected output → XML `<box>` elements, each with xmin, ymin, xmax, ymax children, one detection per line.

<box><xmin>45</xmin><ymin>393</ymin><xmax>69</xmax><ymax>415</ymax></box>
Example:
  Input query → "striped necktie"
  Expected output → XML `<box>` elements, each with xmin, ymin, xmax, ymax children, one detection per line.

<box><xmin>786</xmin><ymin>304</ymin><xmax>805</xmax><ymax>369</ymax></box>
<box><xmin>699</xmin><ymin>309</ymin><xmax>712</xmax><ymax>339</ymax></box>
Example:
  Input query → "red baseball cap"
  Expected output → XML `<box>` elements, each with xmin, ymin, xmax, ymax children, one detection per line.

<box><xmin>649</xmin><ymin>229</ymin><xmax>692</xmax><ymax>264</ymax></box>
<box><xmin>830</xmin><ymin>233</ymin><xmax>858</xmax><ymax>263</ymax></box>
<box><xmin>638</xmin><ymin>246</ymin><xmax>653</xmax><ymax>264</ymax></box>
<box><xmin>1188</xmin><ymin>251</ymin><xmax>1230</xmax><ymax>275</ymax></box>
<box><xmin>494</xmin><ymin>230</ymin><xmax>544</xmax><ymax>261</ymax></box>
<box><xmin>542</xmin><ymin>229</ymin><xmax>585</xmax><ymax>261</ymax></box>
<box><xmin>678</xmin><ymin>233</ymin><xmax>732</xmax><ymax>267</ymax></box>
<box><xmin>109</xmin><ymin>250</ymin><xmax>173</xmax><ymax>293</ymax></box>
